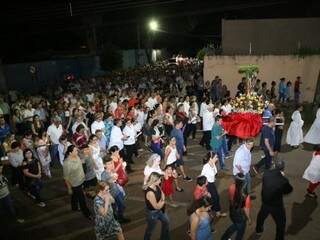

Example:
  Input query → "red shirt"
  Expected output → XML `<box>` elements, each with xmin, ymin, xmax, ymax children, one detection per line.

<box><xmin>228</xmin><ymin>183</ymin><xmax>251</xmax><ymax>209</ymax></box>
<box><xmin>193</xmin><ymin>185</ymin><xmax>208</xmax><ymax>200</ymax></box>
<box><xmin>128</xmin><ymin>98</ymin><xmax>139</xmax><ymax>108</ymax></box>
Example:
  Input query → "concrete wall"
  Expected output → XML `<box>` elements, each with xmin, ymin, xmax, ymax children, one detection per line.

<box><xmin>204</xmin><ymin>55</ymin><xmax>320</xmax><ymax>103</ymax></box>
<box><xmin>222</xmin><ymin>18</ymin><xmax>320</xmax><ymax>55</ymax></box>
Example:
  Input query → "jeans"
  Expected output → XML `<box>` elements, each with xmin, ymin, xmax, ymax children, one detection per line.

<box><xmin>1</xmin><ymin>194</ymin><xmax>16</xmax><ymax>219</ymax></box>
<box><xmin>27</xmin><ymin>179</ymin><xmax>43</xmax><ymax>202</ymax></box>
<box><xmin>278</xmin><ymin>93</ymin><xmax>286</xmax><ymax>103</ymax></box>
<box><xmin>213</xmin><ymin>146</ymin><xmax>225</xmax><ymax>169</ymax></box>
<box><xmin>144</xmin><ymin>209</ymin><xmax>170</xmax><ymax>240</ymax></box>
<box><xmin>50</xmin><ymin>144</ymin><xmax>59</xmax><ymax>165</ymax></box>
<box><xmin>207</xmin><ymin>182</ymin><xmax>221</xmax><ymax>212</ymax></box>
<box><xmin>71</xmin><ymin>184</ymin><xmax>91</xmax><ymax>217</ymax></box>
<box><xmin>222</xmin><ymin>135</ymin><xmax>229</xmax><ymax>156</ymax></box>
<box><xmin>243</xmin><ymin>172</ymin><xmax>251</xmax><ymax>195</ymax></box>
<box><xmin>221</xmin><ymin>219</ymin><xmax>247</xmax><ymax>240</ymax></box>
<box><xmin>114</xmin><ymin>190</ymin><xmax>126</xmax><ymax>218</ymax></box>
<box><xmin>255</xmin><ymin>149</ymin><xmax>272</xmax><ymax>171</ymax></box>
<box><xmin>256</xmin><ymin>204</ymin><xmax>286</xmax><ymax>240</ymax></box>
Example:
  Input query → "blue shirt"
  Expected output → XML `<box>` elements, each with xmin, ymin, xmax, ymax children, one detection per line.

<box><xmin>170</xmin><ymin>127</ymin><xmax>184</xmax><ymax>152</ymax></box>
<box><xmin>262</xmin><ymin>108</ymin><xmax>273</xmax><ymax>125</ymax></box>
<box><xmin>210</xmin><ymin>123</ymin><xmax>223</xmax><ymax>149</ymax></box>
<box><xmin>0</xmin><ymin>124</ymin><xmax>10</xmax><ymax>143</ymax></box>
<box><xmin>260</xmin><ymin>125</ymin><xmax>275</xmax><ymax>150</ymax></box>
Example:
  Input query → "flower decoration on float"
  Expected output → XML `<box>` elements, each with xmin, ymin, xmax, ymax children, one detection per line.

<box><xmin>232</xmin><ymin>64</ymin><xmax>264</xmax><ymax>114</ymax></box>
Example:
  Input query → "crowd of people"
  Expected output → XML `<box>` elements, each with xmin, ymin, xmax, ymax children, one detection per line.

<box><xmin>0</xmin><ymin>58</ymin><xmax>319</xmax><ymax>240</ymax></box>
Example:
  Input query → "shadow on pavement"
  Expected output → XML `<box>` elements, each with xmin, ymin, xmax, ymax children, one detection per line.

<box><xmin>286</xmin><ymin>196</ymin><xmax>318</xmax><ymax>236</ymax></box>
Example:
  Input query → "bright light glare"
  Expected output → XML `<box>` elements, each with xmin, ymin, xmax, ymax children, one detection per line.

<box><xmin>149</xmin><ymin>20</ymin><xmax>159</xmax><ymax>31</ymax></box>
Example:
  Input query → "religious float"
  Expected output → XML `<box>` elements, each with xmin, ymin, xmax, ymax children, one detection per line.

<box><xmin>222</xmin><ymin>65</ymin><xmax>264</xmax><ymax>139</ymax></box>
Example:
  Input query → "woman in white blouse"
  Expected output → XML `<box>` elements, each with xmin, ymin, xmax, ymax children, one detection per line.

<box><xmin>88</xmin><ymin>135</ymin><xmax>104</xmax><ymax>181</ymax></box>
<box><xmin>201</xmin><ymin>152</ymin><xmax>226</xmax><ymax>218</ymax></box>
<box><xmin>143</xmin><ymin>154</ymin><xmax>163</xmax><ymax>185</ymax></box>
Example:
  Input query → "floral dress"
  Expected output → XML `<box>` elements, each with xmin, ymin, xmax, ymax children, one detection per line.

<box><xmin>94</xmin><ymin>195</ymin><xmax>122</xmax><ymax>240</ymax></box>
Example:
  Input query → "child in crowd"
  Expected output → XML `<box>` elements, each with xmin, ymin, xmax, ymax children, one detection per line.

<box><xmin>193</xmin><ymin>175</ymin><xmax>211</xmax><ymax>200</ymax></box>
<box><xmin>161</xmin><ymin>165</ymin><xmax>178</xmax><ymax>207</ymax></box>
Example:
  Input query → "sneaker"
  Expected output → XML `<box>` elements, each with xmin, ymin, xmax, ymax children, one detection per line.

<box><xmin>16</xmin><ymin>218</ymin><xmax>25</xmax><ymax>224</ymax></box>
<box><xmin>178</xmin><ymin>173</ymin><xmax>182</xmax><ymax>178</ymax></box>
<box><xmin>27</xmin><ymin>192</ymin><xmax>36</xmax><ymax>200</ymax></box>
<box><xmin>86</xmin><ymin>215</ymin><xmax>93</xmax><ymax>221</ymax></box>
<box><xmin>183</xmin><ymin>176</ymin><xmax>192</xmax><ymax>182</ymax></box>
<box><xmin>37</xmin><ymin>202</ymin><xmax>46</xmax><ymax>208</ymax></box>
<box><xmin>175</xmin><ymin>187</ymin><xmax>184</xmax><ymax>192</ymax></box>
<box><xmin>250</xmin><ymin>195</ymin><xmax>257</xmax><ymax>200</ymax></box>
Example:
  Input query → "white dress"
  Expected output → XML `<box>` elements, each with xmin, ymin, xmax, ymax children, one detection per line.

<box><xmin>90</xmin><ymin>144</ymin><xmax>104</xmax><ymax>181</ymax></box>
<box><xmin>304</xmin><ymin>108</ymin><xmax>320</xmax><ymax>145</ymax></box>
<box><xmin>303</xmin><ymin>154</ymin><xmax>320</xmax><ymax>183</ymax></box>
<box><xmin>286</xmin><ymin>110</ymin><xmax>304</xmax><ymax>146</ymax></box>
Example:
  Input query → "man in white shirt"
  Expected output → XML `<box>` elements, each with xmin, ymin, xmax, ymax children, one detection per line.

<box><xmin>108</xmin><ymin>119</ymin><xmax>126</xmax><ymax>151</ymax></box>
<box><xmin>91</xmin><ymin>113</ymin><xmax>105</xmax><ymax>135</ymax></box>
<box><xmin>200</xmin><ymin>106</ymin><xmax>215</xmax><ymax>150</ymax></box>
<box><xmin>47</xmin><ymin>116</ymin><xmax>63</xmax><ymax>165</ymax></box>
<box><xmin>233</xmin><ymin>138</ymin><xmax>255</xmax><ymax>198</ymax></box>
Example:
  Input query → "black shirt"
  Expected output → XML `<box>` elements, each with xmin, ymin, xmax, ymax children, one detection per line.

<box><xmin>145</xmin><ymin>186</ymin><xmax>164</xmax><ymax>211</ymax></box>
<box><xmin>261</xmin><ymin>169</ymin><xmax>293</xmax><ymax>207</ymax></box>
<box><xmin>22</xmin><ymin>158</ymin><xmax>41</xmax><ymax>183</ymax></box>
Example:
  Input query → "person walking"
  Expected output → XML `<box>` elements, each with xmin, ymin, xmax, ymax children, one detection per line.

<box><xmin>304</xmin><ymin>106</ymin><xmax>320</xmax><ymax>145</ymax></box>
<box><xmin>302</xmin><ymin>146</ymin><xmax>320</xmax><ymax>198</ymax></box>
<box><xmin>255</xmin><ymin>160</ymin><xmax>293</xmax><ymax>240</ymax></box>
<box><xmin>233</xmin><ymin>138</ymin><xmax>255</xmax><ymax>198</ymax></box>
<box><xmin>221</xmin><ymin>173</ymin><xmax>251</xmax><ymax>240</ymax></box>
<box><xmin>210</xmin><ymin>115</ymin><xmax>227</xmax><ymax>171</ymax></box>
<box><xmin>201</xmin><ymin>152</ymin><xmax>226</xmax><ymax>218</ymax></box>
<box><xmin>94</xmin><ymin>181</ymin><xmax>125</xmax><ymax>240</ymax></box>
<box><xmin>63</xmin><ymin>145</ymin><xmax>92</xmax><ymax>219</ymax></box>
<box><xmin>286</xmin><ymin>105</ymin><xmax>304</xmax><ymax>148</ymax></box>
<box><xmin>253</xmin><ymin>117</ymin><xmax>275</xmax><ymax>173</ymax></box>
<box><xmin>143</xmin><ymin>172</ymin><xmax>170</xmax><ymax>240</ymax></box>
<box><xmin>170</xmin><ymin>119</ymin><xmax>192</xmax><ymax>181</ymax></box>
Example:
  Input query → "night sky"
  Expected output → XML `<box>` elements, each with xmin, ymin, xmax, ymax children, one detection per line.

<box><xmin>0</xmin><ymin>0</ymin><xmax>319</xmax><ymax>63</ymax></box>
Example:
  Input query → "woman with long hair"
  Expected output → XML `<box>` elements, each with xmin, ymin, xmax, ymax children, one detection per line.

<box><xmin>22</xmin><ymin>148</ymin><xmax>45</xmax><ymax>207</ymax></box>
<box><xmin>94</xmin><ymin>181</ymin><xmax>125</xmax><ymax>240</ymax></box>
<box><xmin>221</xmin><ymin>173</ymin><xmax>251</xmax><ymax>240</ymax></box>
<box><xmin>187</xmin><ymin>196</ymin><xmax>213</xmax><ymax>240</ymax></box>
<box><xmin>31</xmin><ymin>114</ymin><xmax>44</xmax><ymax>137</ymax></box>
<box><xmin>201</xmin><ymin>152</ymin><xmax>226</xmax><ymax>218</ymax></box>
<box><xmin>143</xmin><ymin>154</ymin><xmax>163</xmax><ymax>185</ymax></box>
<box><xmin>143</xmin><ymin>172</ymin><xmax>170</xmax><ymax>240</ymax></box>
<box><xmin>63</xmin><ymin>145</ymin><xmax>92</xmax><ymax>219</ymax></box>
<box><xmin>35</xmin><ymin>131</ymin><xmax>52</xmax><ymax>178</ymax></box>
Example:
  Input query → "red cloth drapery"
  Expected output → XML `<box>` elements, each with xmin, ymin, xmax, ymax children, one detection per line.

<box><xmin>222</xmin><ymin>112</ymin><xmax>262</xmax><ymax>139</ymax></box>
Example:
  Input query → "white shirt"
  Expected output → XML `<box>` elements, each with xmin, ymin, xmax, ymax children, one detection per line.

<box><xmin>58</xmin><ymin>141</ymin><xmax>71</xmax><ymax>165</ymax></box>
<box><xmin>23</xmin><ymin>108</ymin><xmax>35</xmax><ymax>121</ymax></box>
<box><xmin>109</xmin><ymin>126</ymin><xmax>124</xmax><ymax>150</ymax></box>
<box><xmin>110</xmin><ymin>102</ymin><xmax>117</xmax><ymax>114</ymax></box>
<box><xmin>183</xmin><ymin>101</ymin><xmax>190</xmax><ymax>114</ymax></box>
<box><xmin>166</xmin><ymin>146</ymin><xmax>177</xmax><ymax>165</ymax></box>
<box><xmin>47</xmin><ymin>124</ymin><xmax>63</xmax><ymax>145</ymax></box>
<box><xmin>202</xmin><ymin>110</ymin><xmax>215</xmax><ymax>131</ymax></box>
<box><xmin>136</xmin><ymin>110</ymin><xmax>145</xmax><ymax>126</ymax></box>
<box><xmin>201</xmin><ymin>163</ymin><xmax>217</xmax><ymax>183</ymax></box>
<box><xmin>200</xmin><ymin>102</ymin><xmax>208</xmax><ymax>117</ymax></box>
<box><xmin>146</xmin><ymin>97</ymin><xmax>157</xmax><ymax>109</ymax></box>
<box><xmin>221</xmin><ymin>104</ymin><xmax>232</xmax><ymax>114</ymax></box>
<box><xmin>122</xmin><ymin>125</ymin><xmax>136</xmax><ymax>145</ymax></box>
<box><xmin>91</xmin><ymin>120</ymin><xmax>105</xmax><ymax>135</ymax></box>
<box><xmin>233</xmin><ymin>144</ymin><xmax>252</xmax><ymax>175</ymax></box>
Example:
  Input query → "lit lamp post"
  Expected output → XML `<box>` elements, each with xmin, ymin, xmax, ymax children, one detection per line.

<box><xmin>147</xmin><ymin>19</ymin><xmax>159</xmax><ymax>63</ymax></box>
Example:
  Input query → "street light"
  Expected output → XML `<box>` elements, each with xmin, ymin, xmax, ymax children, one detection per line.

<box><xmin>149</xmin><ymin>20</ymin><xmax>159</xmax><ymax>31</ymax></box>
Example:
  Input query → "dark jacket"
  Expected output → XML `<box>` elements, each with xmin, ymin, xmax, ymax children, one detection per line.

<box><xmin>261</xmin><ymin>169</ymin><xmax>293</xmax><ymax>207</ymax></box>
